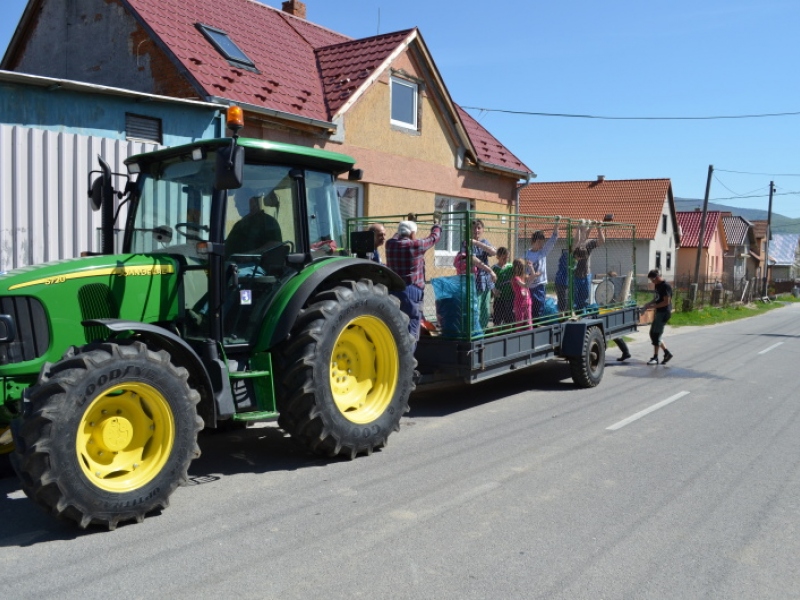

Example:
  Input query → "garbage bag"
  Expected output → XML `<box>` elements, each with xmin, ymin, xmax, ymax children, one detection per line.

<box><xmin>432</xmin><ymin>275</ymin><xmax>482</xmax><ymax>338</ymax></box>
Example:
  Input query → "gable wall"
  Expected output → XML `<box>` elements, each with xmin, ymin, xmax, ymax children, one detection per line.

<box><xmin>335</xmin><ymin>49</ymin><xmax>517</xmax><ymax>219</ymax></box>
<box><xmin>10</xmin><ymin>0</ymin><xmax>197</xmax><ymax>98</ymax></box>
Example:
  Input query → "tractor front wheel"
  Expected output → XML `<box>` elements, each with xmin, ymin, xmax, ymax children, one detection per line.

<box><xmin>275</xmin><ymin>279</ymin><xmax>416</xmax><ymax>458</ymax></box>
<box><xmin>11</xmin><ymin>341</ymin><xmax>203</xmax><ymax>529</ymax></box>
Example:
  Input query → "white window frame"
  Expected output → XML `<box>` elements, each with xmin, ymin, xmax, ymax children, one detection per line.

<box><xmin>390</xmin><ymin>76</ymin><xmax>418</xmax><ymax>130</ymax></box>
<box><xmin>434</xmin><ymin>195</ymin><xmax>470</xmax><ymax>267</ymax></box>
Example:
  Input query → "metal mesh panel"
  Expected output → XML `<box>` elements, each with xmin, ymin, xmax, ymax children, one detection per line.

<box><xmin>347</xmin><ymin>212</ymin><xmax>636</xmax><ymax>341</ymax></box>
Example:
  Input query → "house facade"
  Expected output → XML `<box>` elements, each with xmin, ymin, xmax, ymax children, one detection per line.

<box><xmin>2</xmin><ymin>0</ymin><xmax>532</xmax><ymax>253</ymax></box>
<box><xmin>0</xmin><ymin>70</ymin><xmax>221</xmax><ymax>271</ymax></box>
<box><xmin>675</xmin><ymin>210</ymin><xmax>728</xmax><ymax>285</ymax></box>
<box><xmin>518</xmin><ymin>177</ymin><xmax>680</xmax><ymax>286</ymax></box>
<box><xmin>769</xmin><ymin>233</ymin><xmax>800</xmax><ymax>282</ymax></box>
<box><xmin>721</xmin><ymin>213</ymin><xmax>754</xmax><ymax>288</ymax></box>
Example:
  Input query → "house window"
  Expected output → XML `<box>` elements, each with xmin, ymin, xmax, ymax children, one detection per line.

<box><xmin>662</xmin><ymin>214</ymin><xmax>667</xmax><ymax>234</ymax></box>
<box><xmin>666</xmin><ymin>252</ymin><xmax>672</xmax><ymax>271</ymax></box>
<box><xmin>196</xmin><ymin>24</ymin><xmax>257</xmax><ymax>71</ymax></box>
<box><xmin>655</xmin><ymin>251</ymin><xmax>662</xmax><ymax>270</ymax></box>
<box><xmin>390</xmin><ymin>77</ymin><xmax>418</xmax><ymax>130</ymax></box>
<box><xmin>434</xmin><ymin>195</ymin><xmax>469</xmax><ymax>266</ymax></box>
<box><xmin>335</xmin><ymin>182</ymin><xmax>363</xmax><ymax>223</ymax></box>
<box><xmin>126</xmin><ymin>113</ymin><xmax>162</xmax><ymax>144</ymax></box>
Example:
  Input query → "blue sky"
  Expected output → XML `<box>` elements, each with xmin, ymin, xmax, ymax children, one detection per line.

<box><xmin>3</xmin><ymin>0</ymin><xmax>799</xmax><ymax>217</ymax></box>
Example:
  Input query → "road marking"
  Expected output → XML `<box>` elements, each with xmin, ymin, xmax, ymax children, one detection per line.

<box><xmin>757</xmin><ymin>342</ymin><xmax>783</xmax><ymax>355</ymax></box>
<box><xmin>606</xmin><ymin>391</ymin><xmax>690</xmax><ymax>431</ymax></box>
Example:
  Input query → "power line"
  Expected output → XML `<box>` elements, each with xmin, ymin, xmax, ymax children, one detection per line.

<box><xmin>461</xmin><ymin>106</ymin><xmax>800</xmax><ymax>121</ymax></box>
<box><xmin>715</xmin><ymin>168</ymin><xmax>800</xmax><ymax>177</ymax></box>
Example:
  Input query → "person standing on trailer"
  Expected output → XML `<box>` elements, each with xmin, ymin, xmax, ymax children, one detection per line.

<box><xmin>525</xmin><ymin>216</ymin><xmax>561</xmax><ymax>319</ymax></box>
<box><xmin>386</xmin><ymin>216</ymin><xmax>442</xmax><ymax>345</ymax></box>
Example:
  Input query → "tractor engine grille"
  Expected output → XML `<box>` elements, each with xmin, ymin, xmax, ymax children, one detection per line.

<box><xmin>0</xmin><ymin>296</ymin><xmax>50</xmax><ymax>365</ymax></box>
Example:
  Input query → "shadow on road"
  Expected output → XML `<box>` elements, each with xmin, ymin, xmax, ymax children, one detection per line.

<box><xmin>409</xmin><ymin>359</ymin><xmax>576</xmax><ymax>418</ymax></box>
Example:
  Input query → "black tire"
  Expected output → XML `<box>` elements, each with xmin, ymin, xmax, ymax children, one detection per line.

<box><xmin>11</xmin><ymin>341</ymin><xmax>203</xmax><ymax>529</ymax></box>
<box><xmin>569</xmin><ymin>326</ymin><xmax>605</xmax><ymax>388</ymax></box>
<box><xmin>274</xmin><ymin>279</ymin><xmax>416</xmax><ymax>458</ymax></box>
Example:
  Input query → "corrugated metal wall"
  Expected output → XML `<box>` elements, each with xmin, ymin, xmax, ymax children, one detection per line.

<box><xmin>0</xmin><ymin>124</ymin><xmax>157</xmax><ymax>272</ymax></box>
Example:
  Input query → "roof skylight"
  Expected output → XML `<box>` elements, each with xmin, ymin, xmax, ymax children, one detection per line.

<box><xmin>196</xmin><ymin>23</ymin><xmax>257</xmax><ymax>70</ymax></box>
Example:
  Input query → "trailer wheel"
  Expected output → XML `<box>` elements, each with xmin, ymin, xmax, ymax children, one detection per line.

<box><xmin>569</xmin><ymin>326</ymin><xmax>605</xmax><ymax>388</ymax></box>
<box><xmin>11</xmin><ymin>341</ymin><xmax>202</xmax><ymax>529</ymax></box>
<box><xmin>275</xmin><ymin>279</ymin><xmax>415</xmax><ymax>458</ymax></box>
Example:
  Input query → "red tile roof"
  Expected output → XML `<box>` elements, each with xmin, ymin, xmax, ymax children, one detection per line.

<box><xmin>122</xmin><ymin>0</ymin><xmax>531</xmax><ymax>175</ymax></box>
<box><xmin>316</xmin><ymin>30</ymin><xmax>414</xmax><ymax>115</ymax></box>
<box><xmin>456</xmin><ymin>106</ymin><xmax>529</xmax><ymax>175</ymax></box>
<box><xmin>518</xmin><ymin>178</ymin><xmax>674</xmax><ymax>241</ymax></box>
<box><xmin>675</xmin><ymin>210</ymin><xmax>724</xmax><ymax>248</ymax></box>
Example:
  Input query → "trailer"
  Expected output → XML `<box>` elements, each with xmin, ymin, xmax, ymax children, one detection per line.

<box><xmin>349</xmin><ymin>211</ymin><xmax>640</xmax><ymax>389</ymax></box>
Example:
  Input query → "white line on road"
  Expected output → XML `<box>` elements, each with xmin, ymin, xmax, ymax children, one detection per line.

<box><xmin>757</xmin><ymin>342</ymin><xmax>783</xmax><ymax>355</ymax></box>
<box><xmin>606</xmin><ymin>391</ymin><xmax>691</xmax><ymax>431</ymax></box>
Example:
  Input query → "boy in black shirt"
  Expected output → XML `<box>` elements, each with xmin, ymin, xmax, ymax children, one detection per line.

<box><xmin>644</xmin><ymin>269</ymin><xmax>674</xmax><ymax>365</ymax></box>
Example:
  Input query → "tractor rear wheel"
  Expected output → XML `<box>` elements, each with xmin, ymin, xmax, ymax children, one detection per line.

<box><xmin>11</xmin><ymin>341</ymin><xmax>203</xmax><ymax>529</ymax></box>
<box><xmin>569</xmin><ymin>326</ymin><xmax>605</xmax><ymax>388</ymax></box>
<box><xmin>275</xmin><ymin>279</ymin><xmax>416</xmax><ymax>458</ymax></box>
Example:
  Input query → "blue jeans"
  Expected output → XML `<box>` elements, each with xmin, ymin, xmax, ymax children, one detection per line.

<box><xmin>530</xmin><ymin>284</ymin><xmax>546</xmax><ymax>318</ymax></box>
<box><xmin>393</xmin><ymin>285</ymin><xmax>424</xmax><ymax>345</ymax></box>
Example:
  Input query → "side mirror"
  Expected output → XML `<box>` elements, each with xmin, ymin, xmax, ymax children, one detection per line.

<box><xmin>89</xmin><ymin>176</ymin><xmax>104</xmax><ymax>211</ymax></box>
<box><xmin>215</xmin><ymin>144</ymin><xmax>244</xmax><ymax>191</ymax></box>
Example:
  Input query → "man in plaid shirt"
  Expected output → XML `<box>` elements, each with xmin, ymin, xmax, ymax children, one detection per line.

<box><xmin>385</xmin><ymin>215</ymin><xmax>442</xmax><ymax>345</ymax></box>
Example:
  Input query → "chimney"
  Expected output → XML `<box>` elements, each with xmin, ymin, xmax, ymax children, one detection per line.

<box><xmin>597</xmin><ymin>175</ymin><xmax>605</xmax><ymax>182</ymax></box>
<box><xmin>282</xmin><ymin>0</ymin><xmax>307</xmax><ymax>19</ymax></box>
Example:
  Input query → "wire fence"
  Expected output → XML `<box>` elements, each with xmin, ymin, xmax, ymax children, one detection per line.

<box><xmin>347</xmin><ymin>211</ymin><xmax>637</xmax><ymax>340</ymax></box>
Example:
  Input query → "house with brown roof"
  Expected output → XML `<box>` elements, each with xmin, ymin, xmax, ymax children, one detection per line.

<box><xmin>675</xmin><ymin>210</ymin><xmax>728</xmax><ymax>284</ymax></box>
<box><xmin>721</xmin><ymin>213</ymin><xmax>755</xmax><ymax>288</ymax></box>
<box><xmin>750</xmin><ymin>220</ymin><xmax>770</xmax><ymax>290</ymax></box>
<box><xmin>518</xmin><ymin>177</ymin><xmax>680</xmax><ymax>285</ymax></box>
<box><xmin>2</xmin><ymin>0</ymin><xmax>533</xmax><ymax>235</ymax></box>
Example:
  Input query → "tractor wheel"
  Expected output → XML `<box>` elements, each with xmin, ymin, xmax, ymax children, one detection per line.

<box><xmin>275</xmin><ymin>279</ymin><xmax>416</xmax><ymax>458</ymax></box>
<box><xmin>11</xmin><ymin>341</ymin><xmax>203</xmax><ymax>529</ymax></box>
<box><xmin>569</xmin><ymin>326</ymin><xmax>606</xmax><ymax>388</ymax></box>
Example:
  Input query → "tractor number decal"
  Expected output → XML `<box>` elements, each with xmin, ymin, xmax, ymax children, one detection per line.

<box><xmin>8</xmin><ymin>265</ymin><xmax>175</xmax><ymax>290</ymax></box>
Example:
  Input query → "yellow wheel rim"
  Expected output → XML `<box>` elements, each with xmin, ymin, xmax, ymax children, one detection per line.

<box><xmin>0</xmin><ymin>425</ymin><xmax>13</xmax><ymax>456</ymax></box>
<box><xmin>76</xmin><ymin>382</ymin><xmax>175</xmax><ymax>493</ymax></box>
<box><xmin>330</xmin><ymin>315</ymin><xmax>399</xmax><ymax>424</ymax></box>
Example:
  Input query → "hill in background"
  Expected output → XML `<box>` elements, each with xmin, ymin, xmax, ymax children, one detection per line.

<box><xmin>674</xmin><ymin>198</ymin><xmax>800</xmax><ymax>234</ymax></box>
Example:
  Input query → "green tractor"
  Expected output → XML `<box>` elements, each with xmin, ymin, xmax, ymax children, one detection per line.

<box><xmin>0</xmin><ymin>109</ymin><xmax>415</xmax><ymax>529</ymax></box>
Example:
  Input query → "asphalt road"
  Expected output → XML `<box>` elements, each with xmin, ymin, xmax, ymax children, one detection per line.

<box><xmin>1</xmin><ymin>303</ymin><xmax>799</xmax><ymax>599</ymax></box>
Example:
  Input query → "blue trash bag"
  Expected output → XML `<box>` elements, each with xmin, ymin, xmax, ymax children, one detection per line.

<box><xmin>432</xmin><ymin>275</ymin><xmax>482</xmax><ymax>338</ymax></box>
<box><xmin>542</xmin><ymin>296</ymin><xmax>559</xmax><ymax>316</ymax></box>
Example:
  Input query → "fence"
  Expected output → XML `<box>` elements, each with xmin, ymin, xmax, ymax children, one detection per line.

<box><xmin>671</xmin><ymin>272</ymin><xmax>798</xmax><ymax>308</ymax></box>
<box><xmin>348</xmin><ymin>211</ymin><xmax>637</xmax><ymax>341</ymax></box>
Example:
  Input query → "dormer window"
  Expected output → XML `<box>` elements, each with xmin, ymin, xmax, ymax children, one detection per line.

<box><xmin>196</xmin><ymin>24</ymin><xmax>257</xmax><ymax>71</ymax></box>
<box><xmin>390</xmin><ymin>76</ymin><xmax>418</xmax><ymax>130</ymax></box>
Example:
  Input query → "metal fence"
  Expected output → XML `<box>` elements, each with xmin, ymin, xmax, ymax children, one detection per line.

<box><xmin>348</xmin><ymin>212</ymin><xmax>637</xmax><ymax>340</ymax></box>
<box><xmin>0</xmin><ymin>124</ymin><xmax>157</xmax><ymax>272</ymax></box>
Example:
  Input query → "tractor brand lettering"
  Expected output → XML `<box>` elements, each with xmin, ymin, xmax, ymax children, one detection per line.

<box><xmin>108</xmin><ymin>487</ymin><xmax>160</xmax><ymax>508</ymax></box>
<box><xmin>8</xmin><ymin>265</ymin><xmax>175</xmax><ymax>290</ymax></box>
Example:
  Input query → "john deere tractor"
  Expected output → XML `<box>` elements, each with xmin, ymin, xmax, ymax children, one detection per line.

<box><xmin>0</xmin><ymin>108</ymin><xmax>415</xmax><ymax>529</ymax></box>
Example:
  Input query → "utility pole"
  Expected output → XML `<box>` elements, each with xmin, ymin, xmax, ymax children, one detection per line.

<box><xmin>692</xmin><ymin>165</ymin><xmax>714</xmax><ymax>304</ymax></box>
<box><xmin>763</xmin><ymin>181</ymin><xmax>774</xmax><ymax>297</ymax></box>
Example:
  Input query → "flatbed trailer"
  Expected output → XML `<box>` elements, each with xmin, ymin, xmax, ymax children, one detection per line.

<box><xmin>415</xmin><ymin>304</ymin><xmax>639</xmax><ymax>388</ymax></box>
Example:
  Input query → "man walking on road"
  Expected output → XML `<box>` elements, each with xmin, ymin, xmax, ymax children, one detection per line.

<box><xmin>644</xmin><ymin>268</ymin><xmax>674</xmax><ymax>365</ymax></box>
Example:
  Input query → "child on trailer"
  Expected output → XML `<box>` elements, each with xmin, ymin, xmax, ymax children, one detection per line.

<box><xmin>511</xmin><ymin>258</ymin><xmax>535</xmax><ymax>329</ymax></box>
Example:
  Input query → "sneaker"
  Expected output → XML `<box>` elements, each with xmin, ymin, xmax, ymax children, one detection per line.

<box><xmin>617</xmin><ymin>353</ymin><xmax>631</xmax><ymax>362</ymax></box>
<box><xmin>662</xmin><ymin>350</ymin><xmax>673</xmax><ymax>365</ymax></box>
<box><xmin>647</xmin><ymin>356</ymin><xmax>659</xmax><ymax>365</ymax></box>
